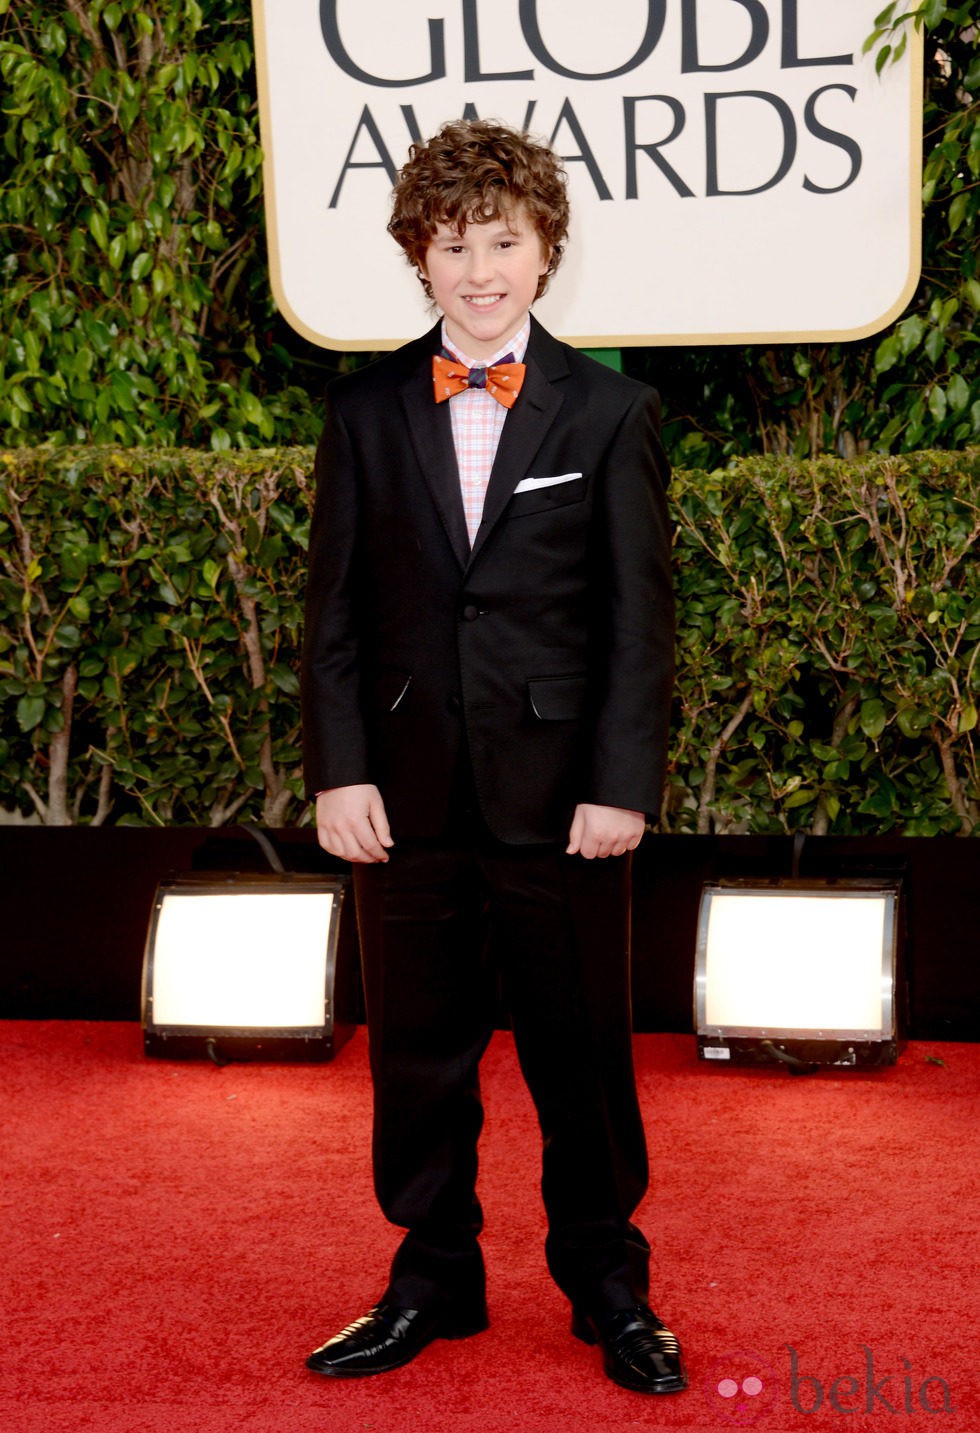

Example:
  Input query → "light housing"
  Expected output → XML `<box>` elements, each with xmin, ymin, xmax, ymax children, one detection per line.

<box><xmin>141</xmin><ymin>871</ymin><xmax>353</xmax><ymax>1061</ymax></box>
<box><xmin>694</xmin><ymin>879</ymin><xmax>903</xmax><ymax>1069</ymax></box>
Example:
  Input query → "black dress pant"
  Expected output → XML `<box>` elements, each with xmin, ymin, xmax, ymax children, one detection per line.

<box><xmin>352</xmin><ymin>808</ymin><xmax>650</xmax><ymax>1318</ymax></box>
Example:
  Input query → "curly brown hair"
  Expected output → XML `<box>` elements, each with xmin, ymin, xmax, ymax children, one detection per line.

<box><xmin>388</xmin><ymin>119</ymin><xmax>569</xmax><ymax>303</ymax></box>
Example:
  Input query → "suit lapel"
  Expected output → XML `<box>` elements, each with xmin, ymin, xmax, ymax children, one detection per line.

<box><xmin>467</xmin><ymin>319</ymin><xmax>567</xmax><ymax>567</ymax></box>
<box><xmin>395</xmin><ymin>317</ymin><xmax>570</xmax><ymax>572</ymax></box>
<box><xmin>398</xmin><ymin>325</ymin><xmax>470</xmax><ymax>570</ymax></box>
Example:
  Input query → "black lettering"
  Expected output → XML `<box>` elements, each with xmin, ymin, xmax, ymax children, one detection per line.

<box><xmin>788</xmin><ymin>1346</ymin><xmax>824</xmax><ymax>1414</ymax></box>
<box><xmin>429</xmin><ymin>98</ymin><xmax>538</xmax><ymax>135</ymax></box>
<box><xmin>781</xmin><ymin>0</ymin><xmax>852</xmax><ymax>68</ymax></box>
<box><xmin>463</xmin><ymin>0</ymin><xmax>533</xmax><ymax>81</ymax></box>
<box><xmin>864</xmin><ymin>1346</ymin><xmax>898</xmax><ymax>1415</ymax></box>
<box><xmin>706</xmin><ymin>90</ymin><xmax>796</xmax><ymax>196</ymax></box>
<box><xmin>519</xmin><ymin>0</ymin><xmax>666</xmax><ymax>80</ymax></box>
<box><xmin>919</xmin><ymin>1376</ymin><xmax>955</xmax><ymax>1413</ymax></box>
<box><xmin>549</xmin><ymin>98</ymin><xmax>613</xmax><ymax>200</ymax></box>
<box><xmin>829</xmin><ymin>1374</ymin><xmax>861</xmax><ymax>1413</ymax></box>
<box><xmin>802</xmin><ymin>85</ymin><xmax>861</xmax><ymax>193</ymax></box>
<box><xmin>624</xmin><ymin>96</ymin><xmax>695</xmax><ymax>199</ymax></box>
<box><xmin>319</xmin><ymin>0</ymin><xmax>445</xmax><ymax>87</ymax></box>
<box><xmin>681</xmin><ymin>0</ymin><xmax>768</xmax><ymax>73</ymax></box>
<box><xmin>328</xmin><ymin>106</ymin><xmax>398</xmax><ymax>208</ymax></box>
<box><xmin>400</xmin><ymin>104</ymin><xmax>423</xmax><ymax>145</ymax></box>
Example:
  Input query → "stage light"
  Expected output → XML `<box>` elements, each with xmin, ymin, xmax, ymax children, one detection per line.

<box><xmin>142</xmin><ymin>872</ymin><xmax>353</xmax><ymax>1062</ymax></box>
<box><xmin>694</xmin><ymin>879</ymin><xmax>902</xmax><ymax>1070</ymax></box>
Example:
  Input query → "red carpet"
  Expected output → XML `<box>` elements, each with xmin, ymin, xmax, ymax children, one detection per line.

<box><xmin>1</xmin><ymin>1023</ymin><xmax>978</xmax><ymax>1433</ymax></box>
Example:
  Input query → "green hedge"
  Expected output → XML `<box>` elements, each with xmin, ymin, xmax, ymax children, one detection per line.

<box><xmin>2</xmin><ymin>447</ymin><xmax>979</xmax><ymax>833</ymax></box>
<box><xmin>2</xmin><ymin>5</ymin><xmax>978</xmax><ymax>463</ymax></box>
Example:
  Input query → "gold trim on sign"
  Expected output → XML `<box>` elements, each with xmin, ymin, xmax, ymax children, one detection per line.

<box><xmin>250</xmin><ymin>2</ymin><xmax>924</xmax><ymax>353</ymax></box>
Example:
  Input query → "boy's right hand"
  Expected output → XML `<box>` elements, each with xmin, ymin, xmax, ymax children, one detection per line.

<box><xmin>315</xmin><ymin>784</ymin><xmax>393</xmax><ymax>863</ymax></box>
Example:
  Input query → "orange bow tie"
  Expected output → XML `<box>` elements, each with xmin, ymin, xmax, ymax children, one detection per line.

<box><xmin>432</xmin><ymin>352</ymin><xmax>526</xmax><ymax>409</ymax></box>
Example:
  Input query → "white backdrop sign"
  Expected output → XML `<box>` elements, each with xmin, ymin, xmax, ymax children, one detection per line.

<box><xmin>251</xmin><ymin>1</ymin><xmax>922</xmax><ymax>349</ymax></box>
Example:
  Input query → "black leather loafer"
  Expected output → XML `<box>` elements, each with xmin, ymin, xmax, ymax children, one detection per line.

<box><xmin>572</xmin><ymin>1304</ymin><xmax>688</xmax><ymax>1394</ymax></box>
<box><xmin>306</xmin><ymin>1300</ymin><xmax>488</xmax><ymax>1377</ymax></box>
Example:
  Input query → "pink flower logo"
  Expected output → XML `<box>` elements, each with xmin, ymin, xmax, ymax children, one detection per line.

<box><xmin>704</xmin><ymin>1351</ymin><xmax>779</xmax><ymax>1424</ymax></box>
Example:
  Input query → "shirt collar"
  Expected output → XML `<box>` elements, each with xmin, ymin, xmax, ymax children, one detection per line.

<box><xmin>440</xmin><ymin>316</ymin><xmax>531</xmax><ymax>370</ymax></box>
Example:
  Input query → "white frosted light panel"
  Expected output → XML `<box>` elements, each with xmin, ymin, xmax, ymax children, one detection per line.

<box><xmin>703</xmin><ymin>893</ymin><xmax>887</xmax><ymax>1032</ymax></box>
<box><xmin>150</xmin><ymin>890</ymin><xmax>334</xmax><ymax>1029</ymax></box>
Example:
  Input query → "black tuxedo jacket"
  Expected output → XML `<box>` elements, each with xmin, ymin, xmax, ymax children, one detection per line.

<box><xmin>301</xmin><ymin>316</ymin><xmax>674</xmax><ymax>844</ymax></box>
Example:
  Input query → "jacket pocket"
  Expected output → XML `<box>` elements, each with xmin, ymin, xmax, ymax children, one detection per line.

<box><xmin>527</xmin><ymin>674</ymin><xmax>588</xmax><ymax>721</ymax></box>
<box><xmin>508</xmin><ymin>474</ymin><xmax>589</xmax><ymax>518</ymax></box>
<box><xmin>376</xmin><ymin>667</ymin><xmax>413</xmax><ymax>712</ymax></box>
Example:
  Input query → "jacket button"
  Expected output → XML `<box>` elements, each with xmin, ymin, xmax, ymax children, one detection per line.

<box><xmin>446</xmin><ymin>694</ymin><xmax>461</xmax><ymax>714</ymax></box>
<box><xmin>462</xmin><ymin>604</ymin><xmax>480</xmax><ymax>621</ymax></box>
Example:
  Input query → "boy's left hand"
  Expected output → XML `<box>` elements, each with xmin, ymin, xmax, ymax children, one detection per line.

<box><xmin>566</xmin><ymin>803</ymin><xmax>645</xmax><ymax>859</ymax></box>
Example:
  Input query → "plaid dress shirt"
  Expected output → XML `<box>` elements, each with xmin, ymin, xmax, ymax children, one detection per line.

<box><xmin>442</xmin><ymin>317</ymin><xmax>531</xmax><ymax>546</ymax></box>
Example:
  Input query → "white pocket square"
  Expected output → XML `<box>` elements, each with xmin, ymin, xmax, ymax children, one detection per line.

<box><xmin>513</xmin><ymin>472</ymin><xmax>583</xmax><ymax>493</ymax></box>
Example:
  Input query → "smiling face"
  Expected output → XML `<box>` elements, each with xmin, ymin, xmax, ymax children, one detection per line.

<box><xmin>419</xmin><ymin>205</ymin><xmax>551</xmax><ymax>360</ymax></box>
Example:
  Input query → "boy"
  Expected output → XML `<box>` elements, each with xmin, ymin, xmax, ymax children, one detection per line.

<box><xmin>300</xmin><ymin>119</ymin><xmax>682</xmax><ymax>1395</ymax></box>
